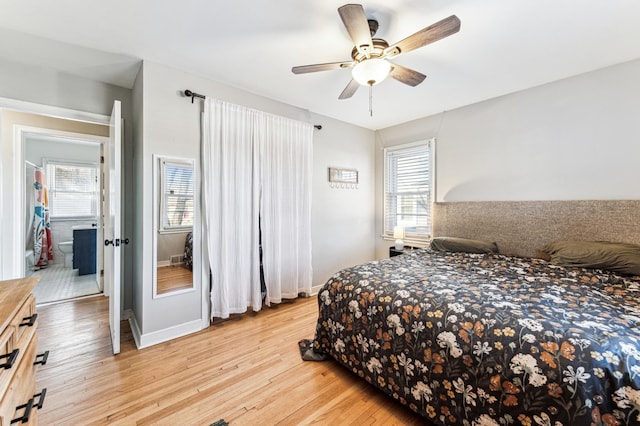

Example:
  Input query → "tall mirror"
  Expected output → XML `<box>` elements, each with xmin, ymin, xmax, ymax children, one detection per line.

<box><xmin>153</xmin><ymin>155</ymin><xmax>195</xmax><ymax>296</ymax></box>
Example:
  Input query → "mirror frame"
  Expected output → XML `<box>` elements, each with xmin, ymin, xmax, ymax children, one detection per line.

<box><xmin>152</xmin><ymin>154</ymin><xmax>197</xmax><ymax>298</ymax></box>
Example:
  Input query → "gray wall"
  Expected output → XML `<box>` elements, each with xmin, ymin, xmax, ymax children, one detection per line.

<box><xmin>157</xmin><ymin>232</ymin><xmax>190</xmax><ymax>264</ymax></box>
<box><xmin>374</xmin><ymin>58</ymin><xmax>640</xmax><ymax>258</ymax></box>
<box><xmin>131</xmin><ymin>63</ymin><xmax>144</xmax><ymax>337</ymax></box>
<box><xmin>0</xmin><ymin>57</ymin><xmax>135</xmax><ymax>308</ymax></box>
<box><xmin>132</xmin><ymin>61</ymin><xmax>376</xmax><ymax>342</ymax></box>
<box><xmin>311</xmin><ymin>117</ymin><xmax>375</xmax><ymax>291</ymax></box>
<box><xmin>10</xmin><ymin>53</ymin><xmax>635</xmax><ymax>342</ymax></box>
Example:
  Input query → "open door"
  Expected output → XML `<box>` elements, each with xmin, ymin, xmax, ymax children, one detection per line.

<box><xmin>104</xmin><ymin>100</ymin><xmax>122</xmax><ymax>354</ymax></box>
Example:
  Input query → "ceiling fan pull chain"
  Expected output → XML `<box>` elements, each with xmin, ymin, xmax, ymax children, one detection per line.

<box><xmin>369</xmin><ymin>84</ymin><xmax>373</xmax><ymax>116</ymax></box>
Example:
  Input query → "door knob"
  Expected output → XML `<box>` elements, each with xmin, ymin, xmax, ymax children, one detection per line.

<box><xmin>105</xmin><ymin>238</ymin><xmax>130</xmax><ymax>246</ymax></box>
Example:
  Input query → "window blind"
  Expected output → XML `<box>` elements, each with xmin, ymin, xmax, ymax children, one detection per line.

<box><xmin>47</xmin><ymin>163</ymin><xmax>98</xmax><ymax>218</ymax></box>
<box><xmin>384</xmin><ymin>142</ymin><xmax>432</xmax><ymax>239</ymax></box>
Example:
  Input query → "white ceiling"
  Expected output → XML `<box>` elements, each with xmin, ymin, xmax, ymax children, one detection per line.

<box><xmin>2</xmin><ymin>0</ymin><xmax>640</xmax><ymax>130</ymax></box>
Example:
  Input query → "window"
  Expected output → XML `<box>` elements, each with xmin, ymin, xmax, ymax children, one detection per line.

<box><xmin>159</xmin><ymin>159</ymin><xmax>194</xmax><ymax>233</ymax></box>
<box><xmin>384</xmin><ymin>139</ymin><xmax>434</xmax><ymax>242</ymax></box>
<box><xmin>46</xmin><ymin>161</ymin><xmax>99</xmax><ymax>219</ymax></box>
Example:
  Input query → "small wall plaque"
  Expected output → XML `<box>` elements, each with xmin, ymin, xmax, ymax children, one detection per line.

<box><xmin>328</xmin><ymin>167</ymin><xmax>358</xmax><ymax>189</ymax></box>
<box><xmin>328</xmin><ymin>167</ymin><xmax>358</xmax><ymax>184</ymax></box>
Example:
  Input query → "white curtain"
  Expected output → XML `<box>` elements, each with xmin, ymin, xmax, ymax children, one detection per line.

<box><xmin>202</xmin><ymin>98</ymin><xmax>313</xmax><ymax>318</ymax></box>
<box><xmin>259</xmin><ymin>115</ymin><xmax>313</xmax><ymax>305</ymax></box>
<box><xmin>202</xmin><ymin>99</ymin><xmax>262</xmax><ymax>318</ymax></box>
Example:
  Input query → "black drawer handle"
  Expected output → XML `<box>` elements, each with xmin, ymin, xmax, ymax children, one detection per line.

<box><xmin>10</xmin><ymin>388</ymin><xmax>46</xmax><ymax>424</ymax></box>
<box><xmin>20</xmin><ymin>313</ymin><xmax>38</xmax><ymax>327</ymax></box>
<box><xmin>34</xmin><ymin>388</ymin><xmax>47</xmax><ymax>410</ymax></box>
<box><xmin>0</xmin><ymin>348</ymin><xmax>19</xmax><ymax>369</ymax></box>
<box><xmin>10</xmin><ymin>397</ymin><xmax>33</xmax><ymax>424</ymax></box>
<box><xmin>34</xmin><ymin>350</ymin><xmax>50</xmax><ymax>366</ymax></box>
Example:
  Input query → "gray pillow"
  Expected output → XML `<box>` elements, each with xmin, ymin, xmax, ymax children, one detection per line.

<box><xmin>430</xmin><ymin>237</ymin><xmax>498</xmax><ymax>254</ymax></box>
<box><xmin>541</xmin><ymin>240</ymin><xmax>640</xmax><ymax>276</ymax></box>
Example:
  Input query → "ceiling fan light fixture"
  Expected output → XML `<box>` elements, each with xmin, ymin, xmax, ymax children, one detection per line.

<box><xmin>352</xmin><ymin>58</ymin><xmax>392</xmax><ymax>86</ymax></box>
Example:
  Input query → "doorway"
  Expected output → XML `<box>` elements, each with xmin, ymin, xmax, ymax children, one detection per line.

<box><xmin>1</xmin><ymin>108</ymin><xmax>109</xmax><ymax>305</ymax></box>
<box><xmin>23</xmin><ymin>130</ymin><xmax>107</xmax><ymax>304</ymax></box>
<box><xmin>1</xmin><ymin>99</ymin><xmax>123</xmax><ymax>355</ymax></box>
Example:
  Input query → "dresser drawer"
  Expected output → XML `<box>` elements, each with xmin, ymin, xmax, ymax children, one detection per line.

<box><xmin>11</xmin><ymin>295</ymin><xmax>36</xmax><ymax>349</ymax></box>
<box><xmin>0</xmin><ymin>278</ymin><xmax>42</xmax><ymax>426</ymax></box>
<box><xmin>0</xmin><ymin>333</ymin><xmax>38</xmax><ymax>426</ymax></box>
<box><xmin>0</xmin><ymin>326</ymin><xmax>17</xmax><ymax>400</ymax></box>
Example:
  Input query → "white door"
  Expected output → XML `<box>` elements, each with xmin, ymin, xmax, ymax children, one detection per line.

<box><xmin>104</xmin><ymin>100</ymin><xmax>122</xmax><ymax>355</ymax></box>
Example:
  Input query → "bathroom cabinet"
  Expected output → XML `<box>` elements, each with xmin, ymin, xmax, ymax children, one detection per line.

<box><xmin>73</xmin><ymin>228</ymin><xmax>96</xmax><ymax>276</ymax></box>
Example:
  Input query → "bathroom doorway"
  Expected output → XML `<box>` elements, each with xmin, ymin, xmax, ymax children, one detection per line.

<box><xmin>18</xmin><ymin>115</ymin><xmax>109</xmax><ymax>304</ymax></box>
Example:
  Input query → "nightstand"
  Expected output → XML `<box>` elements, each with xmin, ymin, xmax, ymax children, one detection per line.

<box><xmin>389</xmin><ymin>246</ymin><xmax>417</xmax><ymax>257</ymax></box>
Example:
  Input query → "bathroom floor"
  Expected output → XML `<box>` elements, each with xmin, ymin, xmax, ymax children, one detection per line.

<box><xmin>30</xmin><ymin>264</ymin><xmax>101</xmax><ymax>305</ymax></box>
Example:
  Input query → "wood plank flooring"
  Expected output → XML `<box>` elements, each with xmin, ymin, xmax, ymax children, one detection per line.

<box><xmin>156</xmin><ymin>265</ymin><xmax>193</xmax><ymax>294</ymax></box>
<box><xmin>36</xmin><ymin>295</ymin><xmax>426</xmax><ymax>425</ymax></box>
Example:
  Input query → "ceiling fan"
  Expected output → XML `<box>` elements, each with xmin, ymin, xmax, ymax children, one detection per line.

<box><xmin>292</xmin><ymin>4</ymin><xmax>461</xmax><ymax>101</ymax></box>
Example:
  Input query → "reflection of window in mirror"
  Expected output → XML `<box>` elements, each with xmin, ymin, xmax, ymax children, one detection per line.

<box><xmin>156</xmin><ymin>158</ymin><xmax>194</xmax><ymax>295</ymax></box>
<box><xmin>160</xmin><ymin>160</ymin><xmax>194</xmax><ymax>232</ymax></box>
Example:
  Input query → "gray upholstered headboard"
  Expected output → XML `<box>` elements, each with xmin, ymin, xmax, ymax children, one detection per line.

<box><xmin>432</xmin><ymin>200</ymin><xmax>640</xmax><ymax>258</ymax></box>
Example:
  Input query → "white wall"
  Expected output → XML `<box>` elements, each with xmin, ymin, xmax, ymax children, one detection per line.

<box><xmin>132</xmin><ymin>61</ymin><xmax>375</xmax><ymax>344</ymax></box>
<box><xmin>374</xmin><ymin>58</ymin><xmax>640</xmax><ymax>258</ymax></box>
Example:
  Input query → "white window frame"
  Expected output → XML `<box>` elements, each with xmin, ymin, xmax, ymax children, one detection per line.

<box><xmin>383</xmin><ymin>138</ymin><xmax>436</xmax><ymax>244</ymax></box>
<box><xmin>158</xmin><ymin>157</ymin><xmax>194</xmax><ymax>234</ymax></box>
<box><xmin>44</xmin><ymin>159</ymin><xmax>99</xmax><ymax>220</ymax></box>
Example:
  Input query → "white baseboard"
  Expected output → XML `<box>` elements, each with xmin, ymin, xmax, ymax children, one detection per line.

<box><xmin>126</xmin><ymin>310</ymin><xmax>142</xmax><ymax>349</ymax></box>
<box><xmin>128</xmin><ymin>315</ymin><xmax>203</xmax><ymax>350</ymax></box>
<box><xmin>310</xmin><ymin>285</ymin><xmax>323</xmax><ymax>296</ymax></box>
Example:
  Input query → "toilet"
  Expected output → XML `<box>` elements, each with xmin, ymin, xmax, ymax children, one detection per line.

<box><xmin>59</xmin><ymin>241</ymin><xmax>73</xmax><ymax>268</ymax></box>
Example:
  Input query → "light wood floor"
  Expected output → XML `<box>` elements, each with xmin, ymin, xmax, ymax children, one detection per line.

<box><xmin>36</xmin><ymin>295</ymin><xmax>427</xmax><ymax>425</ymax></box>
<box><xmin>156</xmin><ymin>265</ymin><xmax>193</xmax><ymax>294</ymax></box>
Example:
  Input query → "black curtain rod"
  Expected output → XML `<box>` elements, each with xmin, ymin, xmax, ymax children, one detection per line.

<box><xmin>183</xmin><ymin>89</ymin><xmax>322</xmax><ymax>130</ymax></box>
<box><xmin>184</xmin><ymin>89</ymin><xmax>205</xmax><ymax>102</ymax></box>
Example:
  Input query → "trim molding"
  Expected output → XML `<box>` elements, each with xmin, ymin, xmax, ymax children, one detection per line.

<box><xmin>129</xmin><ymin>316</ymin><xmax>204</xmax><ymax>350</ymax></box>
<box><xmin>0</xmin><ymin>97</ymin><xmax>110</xmax><ymax>124</ymax></box>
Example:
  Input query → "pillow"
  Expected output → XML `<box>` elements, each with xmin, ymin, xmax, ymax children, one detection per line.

<box><xmin>541</xmin><ymin>240</ymin><xmax>640</xmax><ymax>276</ymax></box>
<box><xmin>430</xmin><ymin>237</ymin><xmax>498</xmax><ymax>254</ymax></box>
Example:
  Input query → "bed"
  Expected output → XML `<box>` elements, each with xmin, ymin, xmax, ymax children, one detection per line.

<box><xmin>308</xmin><ymin>201</ymin><xmax>640</xmax><ymax>425</ymax></box>
<box><xmin>183</xmin><ymin>231</ymin><xmax>193</xmax><ymax>271</ymax></box>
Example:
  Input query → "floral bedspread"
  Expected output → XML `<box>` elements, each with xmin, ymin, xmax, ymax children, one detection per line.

<box><xmin>312</xmin><ymin>249</ymin><xmax>640</xmax><ymax>425</ymax></box>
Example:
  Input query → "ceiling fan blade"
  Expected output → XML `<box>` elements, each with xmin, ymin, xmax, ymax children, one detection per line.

<box><xmin>338</xmin><ymin>4</ymin><xmax>373</xmax><ymax>58</ymax></box>
<box><xmin>292</xmin><ymin>61</ymin><xmax>354</xmax><ymax>74</ymax></box>
<box><xmin>338</xmin><ymin>78</ymin><xmax>360</xmax><ymax>100</ymax></box>
<box><xmin>389</xmin><ymin>63</ymin><xmax>427</xmax><ymax>86</ymax></box>
<box><xmin>384</xmin><ymin>15</ymin><xmax>461</xmax><ymax>58</ymax></box>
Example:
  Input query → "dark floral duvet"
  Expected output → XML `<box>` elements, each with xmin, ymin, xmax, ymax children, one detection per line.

<box><xmin>312</xmin><ymin>248</ymin><xmax>640</xmax><ymax>425</ymax></box>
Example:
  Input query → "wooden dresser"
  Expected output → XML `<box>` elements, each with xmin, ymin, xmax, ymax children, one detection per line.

<box><xmin>0</xmin><ymin>277</ymin><xmax>47</xmax><ymax>425</ymax></box>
